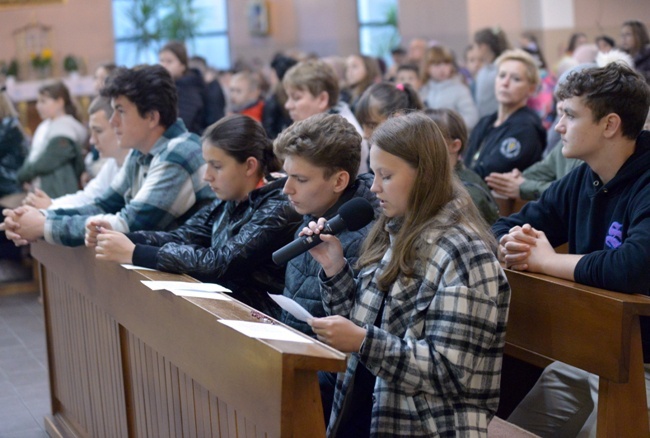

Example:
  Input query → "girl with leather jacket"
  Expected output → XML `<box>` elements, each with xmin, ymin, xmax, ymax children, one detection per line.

<box><xmin>93</xmin><ymin>114</ymin><xmax>301</xmax><ymax>317</ymax></box>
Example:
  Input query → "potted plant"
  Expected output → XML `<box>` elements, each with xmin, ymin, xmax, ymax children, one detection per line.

<box><xmin>7</xmin><ymin>59</ymin><xmax>19</xmax><ymax>78</ymax></box>
<box><xmin>63</xmin><ymin>55</ymin><xmax>80</xmax><ymax>78</ymax></box>
<box><xmin>31</xmin><ymin>48</ymin><xmax>53</xmax><ymax>79</ymax></box>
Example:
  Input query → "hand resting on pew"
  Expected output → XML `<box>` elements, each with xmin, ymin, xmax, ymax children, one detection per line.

<box><xmin>498</xmin><ymin>222</ymin><xmax>583</xmax><ymax>282</ymax></box>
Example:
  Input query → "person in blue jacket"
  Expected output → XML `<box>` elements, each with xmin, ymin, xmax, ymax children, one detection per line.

<box><xmin>464</xmin><ymin>49</ymin><xmax>546</xmax><ymax>179</ymax></box>
<box><xmin>492</xmin><ymin>62</ymin><xmax>650</xmax><ymax>437</ymax></box>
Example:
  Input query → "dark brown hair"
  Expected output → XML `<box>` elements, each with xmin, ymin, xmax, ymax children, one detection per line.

<box><xmin>556</xmin><ymin>62</ymin><xmax>650</xmax><ymax>139</ymax></box>
<box><xmin>355</xmin><ymin>82</ymin><xmax>423</xmax><ymax>129</ymax></box>
<box><xmin>203</xmin><ymin>114</ymin><xmax>281</xmax><ymax>176</ymax></box>
<box><xmin>39</xmin><ymin>81</ymin><xmax>79</xmax><ymax>120</ymax></box>
<box><xmin>160</xmin><ymin>41</ymin><xmax>189</xmax><ymax>70</ymax></box>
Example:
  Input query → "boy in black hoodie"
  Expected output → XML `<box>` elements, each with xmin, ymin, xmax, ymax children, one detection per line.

<box><xmin>492</xmin><ymin>63</ymin><xmax>650</xmax><ymax>436</ymax></box>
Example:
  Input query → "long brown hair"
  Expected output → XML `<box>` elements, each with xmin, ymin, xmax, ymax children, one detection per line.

<box><xmin>358</xmin><ymin>112</ymin><xmax>495</xmax><ymax>290</ymax></box>
<box><xmin>39</xmin><ymin>81</ymin><xmax>79</xmax><ymax>120</ymax></box>
<box><xmin>346</xmin><ymin>54</ymin><xmax>381</xmax><ymax>101</ymax></box>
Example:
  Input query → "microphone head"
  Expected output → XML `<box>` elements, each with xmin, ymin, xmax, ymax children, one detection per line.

<box><xmin>338</xmin><ymin>198</ymin><xmax>375</xmax><ymax>231</ymax></box>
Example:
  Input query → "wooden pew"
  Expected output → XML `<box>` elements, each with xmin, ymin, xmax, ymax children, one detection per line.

<box><xmin>503</xmin><ymin>268</ymin><xmax>650</xmax><ymax>438</ymax></box>
<box><xmin>31</xmin><ymin>242</ymin><xmax>346</xmax><ymax>438</ymax></box>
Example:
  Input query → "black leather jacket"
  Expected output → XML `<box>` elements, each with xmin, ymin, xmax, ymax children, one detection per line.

<box><xmin>129</xmin><ymin>177</ymin><xmax>301</xmax><ymax>317</ymax></box>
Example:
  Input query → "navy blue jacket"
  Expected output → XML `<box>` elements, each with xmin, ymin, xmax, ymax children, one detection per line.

<box><xmin>176</xmin><ymin>69</ymin><xmax>207</xmax><ymax>135</ymax></box>
<box><xmin>465</xmin><ymin>106</ymin><xmax>546</xmax><ymax>178</ymax></box>
<box><xmin>492</xmin><ymin>131</ymin><xmax>650</xmax><ymax>360</ymax></box>
<box><xmin>280</xmin><ymin>173</ymin><xmax>379</xmax><ymax>335</ymax></box>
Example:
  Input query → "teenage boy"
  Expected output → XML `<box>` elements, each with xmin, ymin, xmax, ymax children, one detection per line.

<box><xmin>22</xmin><ymin>96</ymin><xmax>129</xmax><ymax>210</ymax></box>
<box><xmin>274</xmin><ymin>112</ymin><xmax>378</xmax><ymax>425</ymax></box>
<box><xmin>2</xmin><ymin>65</ymin><xmax>213</xmax><ymax>247</ymax></box>
<box><xmin>282</xmin><ymin>59</ymin><xmax>370</xmax><ymax>174</ymax></box>
<box><xmin>492</xmin><ymin>63</ymin><xmax>650</xmax><ymax>437</ymax></box>
<box><xmin>274</xmin><ymin>112</ymin><xmax>377</xmax><ymax>335</ymax></box>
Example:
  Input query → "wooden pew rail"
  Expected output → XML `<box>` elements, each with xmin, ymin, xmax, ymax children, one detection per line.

<box><xmin>32</xmin><ymin>242</ymin><xmax>346</xmax><ymax>438</ymax></box>
<box><xmin>502</xmin><ymin>268</ymin><xmax>650</xmax><ymax>438</ymax></box>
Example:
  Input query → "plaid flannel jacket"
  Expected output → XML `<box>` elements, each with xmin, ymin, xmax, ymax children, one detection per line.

<box><xmin>321</xmin><ymin>215</ymin><xmax>510</xmax><ymax>437</ymax></box>
<box><xmin>44</xmin><ymin>120</ymin><xmax>214</xmax><ymax>246</ymax></box>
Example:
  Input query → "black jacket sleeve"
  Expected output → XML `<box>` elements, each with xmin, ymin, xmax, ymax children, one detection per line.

<box><xmin>127</xmin><ymin>202</ymin><xmax>217</xmax><ymax>248</ymax></box>
<box><xmin>155</xmin><ymin>199</ymin><xmax>298</xmax><ymax>281</ymax></box>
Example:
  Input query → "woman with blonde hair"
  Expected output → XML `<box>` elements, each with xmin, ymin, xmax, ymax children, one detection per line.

<box><xmin>464</xmin><ymin>49</ymin><xmax>545</xmax><ymax>178</ymax></box>
<box><xmin>304</xmin><ymin>112</ymin><xmax>510</xmax><ymax>437</ymax></box>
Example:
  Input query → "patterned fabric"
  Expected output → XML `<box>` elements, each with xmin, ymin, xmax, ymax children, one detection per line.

<box><xmin>43</xmin><ymin>120</ymin><xmax>214</xmax><ymax>246</ymax></box>
<box><xmin>321</xmin><ymin>206</ymin><xmax>511</xmax><ymax>437</ymax></box>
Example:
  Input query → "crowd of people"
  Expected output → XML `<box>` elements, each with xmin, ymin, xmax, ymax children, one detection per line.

<box><xmin>1</xmin><ymin>17</ymin><xmax>650</xmax><ymax>438</ymax></box>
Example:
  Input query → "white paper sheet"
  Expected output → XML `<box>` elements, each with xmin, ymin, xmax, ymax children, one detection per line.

<box><xmin>218</xmin><ymin>320</ymin><xmax>313</xmax><ymax>343</ymax></box>
<box><xmin>140</xmin><ymin>281</ymin><xmax>232</xmax><ymax>293</ymax></box>
<box><xmin>268</xmin><ymin>293</ymin><xmax>314</xmax><ymax>322</ymax></box>
<box><xmin>121</xmin><ymin>263</ymin><xmax>157</xmax><ymax>271</ymax></box>
<box><xmin>170</xmin><ymin>289</ymin><xmax>232</xmax><ymax>300</ymax></box>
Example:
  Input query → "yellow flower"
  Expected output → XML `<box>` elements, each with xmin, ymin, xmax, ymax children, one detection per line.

<box><xmin>41</xmin><ymin>48</ymin><xmax>53</xmax><ymax>60</ymax></box>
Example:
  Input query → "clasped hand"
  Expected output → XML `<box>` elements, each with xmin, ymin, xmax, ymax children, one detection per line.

<box><xmin>498</xmin><ymin>223</ymin><xmax>555</xmax><ymax>272</ymax></box>
<box><xmin>1</xmin><ymin>206</ymin><xmax>46</xmax><ymax>246</ymax></box>
<box><xmin>485</xmin><ymin>168</ymin><xmax>525</xmax><ymax>200</ymax></box>
<box><xmin>86</xmin><ymin>219</ymin><xmax>135</xmax><ymax>263</ymax></box>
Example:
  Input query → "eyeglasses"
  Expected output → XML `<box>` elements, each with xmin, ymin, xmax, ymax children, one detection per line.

<box><xmin>250</xmin><ymin>310</ymin><xmax>275</xmax><ymax>325</ymax></box>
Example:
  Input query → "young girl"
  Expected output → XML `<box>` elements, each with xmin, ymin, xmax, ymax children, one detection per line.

<box><xmin>419</xmin><ymin>45</ymin><xmax>479</xmax><ymax>130</ymax></box>
<box><xmin>17</xmin><ymin>82</ymin><xmax>87</xmax><ymax>199</ymax></box>
<box><xmin>159</xmin><ymin>41</ymin><xmax>207</xmax><ymax>134</ymax></box>
<box><xmin>355</xmin><ymin>81</ymin><xmax>423</xmax><ymax>140</ymax></box>
<box><xmin>344</xmin><ymin>54</ymin><xmax>381</xmax><ymax>112</ymax></box>
<box><xmin>93</xmin><ymin>115</ymin><xmax>301</xmax><ymax>317</ymax></box>
<box><xmin>305</xmin><ymin>112</ymin><xmax>510</xmax><ymax>437</ymax></box>
<box><xmin>473</xmin><ymin>27</ymin><xmax>511</xmax><ymax>118</ymax></box>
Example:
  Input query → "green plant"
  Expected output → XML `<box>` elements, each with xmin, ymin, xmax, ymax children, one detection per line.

<box><xmin>6</xmin><ymin>59</ymin><xmax>19</xmax><ymax>77</ymax></box>
<box><xmin>127</xmin><ymin>0</ymin><xmax>161</xmax><ymax>55</ymax></box>
<box><xmin>63</xmin><ymin>55</ymin><xmax>79</xmax><ymax>73</ymax></box>
<box><xmin>160</xmin><ymin>0</ymin><xmax>202</xmax><ymax>42</ymax></box>
<box><xmin>367</xmin><ymin>4</ymin><xmax>401</xmax><ymax>60</ymax></box>
<box><xmin>126</xmin><ymin>0</ymin><xmax>203</xmax><ymax>56</ymax></box>
<box><xmin>31</xmin><ymin>48</ymin><xmax>53</xmax><ymax>70</ymax></box>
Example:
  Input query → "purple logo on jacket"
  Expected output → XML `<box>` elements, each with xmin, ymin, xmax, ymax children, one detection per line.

<box><xmin>605</xmin><ymin>221</ymin><xmax>623</xmax><ymax>249</ymax></box>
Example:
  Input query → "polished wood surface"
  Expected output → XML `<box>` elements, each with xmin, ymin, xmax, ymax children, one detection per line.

<box><xmin>32</xmin><ymin>242</ymin><xmax>346</xmax><ymax>438</ymax></box>
<box><xmin>503</xmin><ymin>268</ymin><xmax>650</xmax><ymax>438</ymax></box>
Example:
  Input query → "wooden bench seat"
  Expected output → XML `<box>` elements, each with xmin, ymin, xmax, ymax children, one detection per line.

<box><xmin>502</xmin><ymin>268</ymin><xmax>650</xmax><ymax>438</ymax></box>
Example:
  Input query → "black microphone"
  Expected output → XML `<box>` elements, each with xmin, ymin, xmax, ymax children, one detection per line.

<box><xmin>272</xmin><ymin>197</ymin><xmax>375</xmax><ymax>265</ymax></box>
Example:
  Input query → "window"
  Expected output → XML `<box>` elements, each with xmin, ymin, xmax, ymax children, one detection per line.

<box><xmin>112</xmin><ymin>0</ymin><xmax>230</xmax><ymax>69</ymax></box>
<box><xmin>357</xmin><ymin>0</ymin><xmax>400</xmax><ymax>64</ymax></box>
